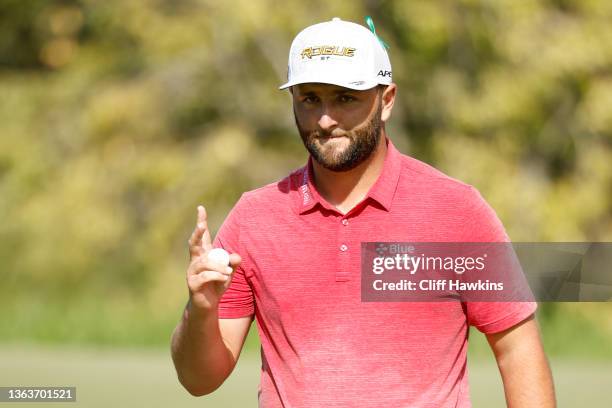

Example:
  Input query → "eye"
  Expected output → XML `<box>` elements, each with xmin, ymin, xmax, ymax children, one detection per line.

<box><xmin>338</xmin><ymin>94</ymin><xmax>356</xmax><ymax>103</ymax></box>
<box><xmin>301</xmin><ymin>95</ymin><xmax>319</xmax><ymax>104</ymax></box>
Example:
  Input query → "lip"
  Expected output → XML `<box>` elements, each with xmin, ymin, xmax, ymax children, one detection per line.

<box><xmin>318</xmin><ymin>134</ymin><xmax>346</xmax><ymax>139</ymax></box>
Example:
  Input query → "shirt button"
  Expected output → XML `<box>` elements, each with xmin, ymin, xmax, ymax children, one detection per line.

<box><xmin>341</xmin><ymin>219</ymin><xmax>349</xmax><ymax>226</ymax></box>
<box><xmin>340</xmin><ymin>244</ymin><xmax>348</xmax><ymax>252</ymax></box>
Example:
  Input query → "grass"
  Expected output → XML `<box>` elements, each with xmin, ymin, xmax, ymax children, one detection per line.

<box><xmin>0</xmin><ymin>343</ymin><xmax>611</xmax><ymax>407</ymax></box>
<box><xmin>2</xmin><ymin>294</ymin><xmax>611</xmax><ymax>406</ymax></box>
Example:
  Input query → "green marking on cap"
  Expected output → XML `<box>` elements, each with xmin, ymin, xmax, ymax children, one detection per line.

<box><xmin>365</xmin><ymin>16</ymin><xmax>389</xmax><ymax>50</ymax></box>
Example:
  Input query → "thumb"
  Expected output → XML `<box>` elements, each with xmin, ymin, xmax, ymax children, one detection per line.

<box><xmin>229</xmin><ymin>253</ymin><xmax>242</xmax><ymax>269</ymax></box>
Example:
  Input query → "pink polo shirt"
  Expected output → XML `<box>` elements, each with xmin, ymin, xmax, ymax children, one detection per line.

<box><xmin>213</xmin><ymin>138</ymin><xmax>536</xmax><ymax>408</ymax></box>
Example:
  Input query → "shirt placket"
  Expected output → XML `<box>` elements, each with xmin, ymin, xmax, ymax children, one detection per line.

<box><xmin>336</xmin><ymin>215</ymin><xmax>351</xmax><ymax>282</ymax></box>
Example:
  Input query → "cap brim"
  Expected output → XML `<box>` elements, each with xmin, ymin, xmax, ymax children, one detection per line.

<box><xmin>279</xmin><ymin>76</ymin><xmax>379</xmax><ymax>91</ymax></box>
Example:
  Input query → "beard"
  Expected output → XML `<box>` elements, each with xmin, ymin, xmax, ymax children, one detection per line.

<box><xmin>294</xmin><ymin>99</ymin><xmax>383</xmax><ymax>172</ymax></box>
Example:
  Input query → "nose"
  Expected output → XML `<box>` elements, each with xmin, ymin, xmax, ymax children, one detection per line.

<box><xmin>317</xmin><ymin>107</ymin><xmax>338</xmax><ymax>132</ymax></box>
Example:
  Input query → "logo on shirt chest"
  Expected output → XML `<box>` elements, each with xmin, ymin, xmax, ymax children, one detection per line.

<box><xmin>301</xmin><ymin>169</ymin><xmax>311</xmax><ymax>205</ymax></box>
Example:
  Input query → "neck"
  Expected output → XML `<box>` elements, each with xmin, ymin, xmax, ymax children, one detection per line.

<box><xmin>311</xmin><ymin>132</ymin><xmax>388</xmax><ymax>214</ymax></box>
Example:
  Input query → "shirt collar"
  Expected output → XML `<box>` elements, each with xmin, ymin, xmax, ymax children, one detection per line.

<box><xmin>366</xmin><ymin>137</ymin><xmax>402</xmax><ymax>211</ymax></box>
<box><xmin>292</xmin><ymin>137</ymin><xmax>402</xmax><ymax>215</ymax></box>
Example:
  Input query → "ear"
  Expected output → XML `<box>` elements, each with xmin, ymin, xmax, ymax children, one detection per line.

<box><xmin>380</xmin><ymin>83</ymin><xmax>397</xmax><ymax>122</ymax></box>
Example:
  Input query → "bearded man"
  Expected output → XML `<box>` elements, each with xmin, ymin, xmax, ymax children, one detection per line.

<box><xmin>171</xmin><ymin>17</ymin><xmax>555</xmax><ymax>408</ymax></box>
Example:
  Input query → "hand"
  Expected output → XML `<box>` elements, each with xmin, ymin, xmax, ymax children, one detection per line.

<box><xmin>186</xmin><ymin>205</ymin><xmax>242</xmax><ymax>312</ymax></box>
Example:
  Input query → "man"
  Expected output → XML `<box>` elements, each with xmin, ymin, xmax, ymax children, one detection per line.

<box><xmin>171</xmin><ymin>17</ymin><xmax>556</xmax><ymax>407</ymax></box>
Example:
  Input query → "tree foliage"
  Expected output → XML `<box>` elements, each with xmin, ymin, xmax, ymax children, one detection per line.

<box><xmin>1</xmin><ymin>0</ymin><xmax>610</xmax><ymax>345</ymax></box>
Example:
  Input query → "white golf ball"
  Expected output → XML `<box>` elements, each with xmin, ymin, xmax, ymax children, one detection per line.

<box><xmin>207</xmin><ymin>248</ymin><xmax>230</xmax><ymax>266</ymax></box>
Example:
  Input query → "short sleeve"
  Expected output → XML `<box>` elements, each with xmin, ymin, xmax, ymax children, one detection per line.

<box><xmin>466</xmin><ymin>301</ymin><xmax>537</xmax><ymax>334</ymax></box>
<box><xmin>461</xmin><ymin>186</ymin><xmax>538</xmax><ymax>333</ymax></box>
<box><xmin>459</xmin><ymin>186</ymin><xmax>510</xmax><ymax>243</ymax></box>
<box><xmin>213</xmin><ymin>194</ymin><xmax>255</xmax><ymax>319</ymax></box>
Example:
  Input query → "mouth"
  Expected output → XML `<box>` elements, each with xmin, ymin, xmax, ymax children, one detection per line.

<box><xmin>317</xmin><ymin>134</ymin><xmax>347</xmax><ymax>140</ymax></box>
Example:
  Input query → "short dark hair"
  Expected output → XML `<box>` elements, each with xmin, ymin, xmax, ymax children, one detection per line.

<box><xmin>376</xmin><ymin>84</ymin><xmax>388</xmax><ymax>93</ymax></box>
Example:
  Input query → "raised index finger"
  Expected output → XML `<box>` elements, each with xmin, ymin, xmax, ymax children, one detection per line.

<box><xmin>196</xmin><ymin>205</ymin><xmax>213</xmax><ymax>252</ymax></box>
<box><xmin>188</xmin><ymin>205</ymin><xmax>213</xmax><ymax>256</ymax></box>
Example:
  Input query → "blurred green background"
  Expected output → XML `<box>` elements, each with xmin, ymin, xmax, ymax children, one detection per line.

<box><xmin>1</xmin><ymin>0</ymin><xmax>611</xmax><ymax>406</ymax></box>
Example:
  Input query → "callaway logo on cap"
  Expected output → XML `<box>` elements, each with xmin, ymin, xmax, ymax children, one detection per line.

<box><xmin>279</xmin><ymin>17</ymin><xmax>392</xmax><ymax>91</ymax></box>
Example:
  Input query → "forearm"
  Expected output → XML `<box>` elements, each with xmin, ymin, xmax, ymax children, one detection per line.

<box><xmin>496</xmin><ymin>344</ymin><xmax>555</xmax><ymax>407</ymax></box>
<box><xmin>488</xmin><ymin>317</ymin><xmax>556</xmax><ymax>407</ymax></box>
<box><xmin>171</xmin><ymin>302</ymin><xmax>235</xmax><ymax>396</ymax></box>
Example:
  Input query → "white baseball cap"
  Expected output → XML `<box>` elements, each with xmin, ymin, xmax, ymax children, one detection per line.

<box><xmin>279</xmin><ymin>17</ymin><xmax>392</xmax><ymax>91</ymax></box>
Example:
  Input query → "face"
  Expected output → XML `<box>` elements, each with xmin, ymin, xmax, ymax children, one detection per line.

<box><xmin>292</xmin><ymin>83</ymin><xmax>384</xmax><ymax>172</ymax></box>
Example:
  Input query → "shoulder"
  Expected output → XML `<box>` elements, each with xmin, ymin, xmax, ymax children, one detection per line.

<box><xmin>395</xmin><ymin>151</ymin><xmax>507</xmax><ymax>240</ymax></box>
<box><xmin>397</xmin><ymin>152</ymin><xmax>481</xmax><ymax>203</ymax></box>
<box><xmin>236</xmin><ymin>165</ymin><xmax>305</xmax><ymax>209</ymax></box>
